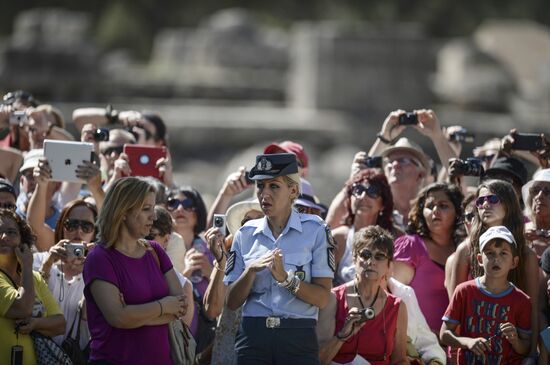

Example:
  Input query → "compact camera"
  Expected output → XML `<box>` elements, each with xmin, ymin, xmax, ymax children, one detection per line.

<box><xmin>449</xmin><ymin>128</ymin><xmax>475</xmax><ymax>143</ymax></box>
<box><xmin>213</xmin><ymin>214</ymin><xmax>227</xmax><ymax>236</ymax></box>
<box><xmin>363</xmin><ymin>156</ymin><xmax>383</xmax><ymax>168</ymax></box>
<box><xmin>65</xmin><ymin>243</ymin><xmax>87</xmax><ymax>258</ymax></box>
<box><xmin>398</xmin><ymin>112</ymin><xmax>418</xmax><ymax>125</ymax></box>
<box><xmin>452</xmin><ymin>157</ymin><xmax>484</xmax><ymax>177</ymax></box>
<box><xmin>9</xmin><ymin>111</ymin><xmax>28</xmax><ymax>126</ymax></box>
<box><xmin>359</xmin><ymin>307</ymin><xmax>375</xmax><ymax>322</ymax></box>
<box><xmin>536</xmin><ymin>229</ymin><xmax>550</xmax><ymax>238</ymax></box>
<box><xmin>93</xmin><ymin>128</ymin><xmax>110</xmax><ymax>142</ymax></box>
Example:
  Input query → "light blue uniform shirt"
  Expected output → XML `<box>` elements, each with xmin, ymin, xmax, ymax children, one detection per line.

<box><xmin>224</xmin><ymin>210</ymin><xmax>334</xmax><ymax>320</ymax></box>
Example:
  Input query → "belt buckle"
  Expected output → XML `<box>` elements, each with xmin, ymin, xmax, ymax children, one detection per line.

<box><xmin>266</xmin><ymin>317</ymin><xmax>281</xmax><ymax>328</ymax></box>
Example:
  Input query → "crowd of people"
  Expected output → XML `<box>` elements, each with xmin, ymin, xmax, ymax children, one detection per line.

<box><xmin>0</xmin><ymin>89</ymin><xmax>549</xmax><ymax>365</ymax></box>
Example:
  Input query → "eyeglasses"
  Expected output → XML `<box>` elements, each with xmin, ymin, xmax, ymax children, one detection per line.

<box><xmin>384</xmin><ymin>157</ymin><xmax>420</xmax><ymax>167</ymax></box>
<box><xmin>529</xmin><ymin>185</ymin><xmax>550</xmax><ymax>198</ymax></box>
<box><xmin>475</xmin><ymin>194</ymin><xmax>500</xmax><ymax>208</ymax></box>
<box><xmin>0</xmin><ymin>228</ymin><xmax>19</xmax><ymax>238</ymax></box>
<box><xmin>166</xmin><ymin>198</ymin><xmax>195</xmax><ymax>212</ymax></box>
<box><xmin>101</xmin><ymin>145</ymin><xmax>124</xmax><ymax>156</ymax></box>
<box><xmin>358</xmin><ymin>249</ymin><xmax>388</xmax><ymax>262</ymax></box>
<box><xmin>0</xmin><ymin>203</ymin><xmax>16</xmax><ymax>211</ymax></box>
<box><xmin>63</xmin><ymin>219</ymin><xmax>95</xmax><ymax>234</ymax></box>
<box><xmin>351</xmin><ymin>184</ymin><xmax>381</xmax><ymax>199</ymax></box>
<box><xmin>463</xmin><ymin>212</ymin><xmax>475</xmax><ymax>224</ymax></box>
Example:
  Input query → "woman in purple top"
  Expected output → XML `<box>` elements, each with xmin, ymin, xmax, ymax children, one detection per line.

<box><xmin>392</xmin><ymin>182</ymin><xmax>463</xmax><ymax>333</ymax></box>
<box><xmin>83</xmin><ymin>177</ymin><xmax>187</xmax><ymax>365</ymax></box>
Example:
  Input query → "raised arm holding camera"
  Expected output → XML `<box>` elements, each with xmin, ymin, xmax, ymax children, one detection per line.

<box><xmin>206</xmin><ymin>166</ymin><xmax>252</xmax><ymax>229</ymax></box>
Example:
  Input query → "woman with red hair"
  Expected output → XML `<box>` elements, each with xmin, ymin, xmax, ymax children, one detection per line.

<box><xmin>332</xmin><ymin>169</ymin><xmax>403</xmax><ymax>284</ymax></box>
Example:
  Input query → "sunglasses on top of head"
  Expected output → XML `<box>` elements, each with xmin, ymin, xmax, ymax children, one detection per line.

<box><xmin>63</xmin><ymin>218</ymin><xmax>95</xmax><ymax>234</ymax></box>
<box><xmin>351</xmin><ymin>183</ymin><xmax>381</xmax><ymax>199</ymax></box>
<box><xmin>475</xmin><ymin>194</ymin><xmax>500</xmax><ymax>208</ymax></box>
<box><xmin>166</xmin><ymin>198</ymin><xmax>195</xmax><ymax>212</ymax></box>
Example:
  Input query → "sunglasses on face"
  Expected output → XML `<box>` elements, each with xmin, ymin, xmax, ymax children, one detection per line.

<box><xmin>530</xmin><ymin>185</ymin><xmax>550</xmax><ymax>198</ymax></box>
<box><xmin>166</xmin><ymin>198</ymin><xmax>195</xmax><ymax>212</ymax></box>
<box><xmin>463</xmin><ymin>212</ymin><xmax>475</xmax><ymax>224</ymax></box>
<box><xmin>63</xmin><ymin>218</ymin><xmax>95</xmax><ymax>234</ymax></box>
<box><xmin>351</xmin><ymin>183</ymin><xmax>381</xmax><ymax>199</ymax></box>
<box><xmin>358</xmin><ymin>249</ymin><xmax>388</xmax><ymax>262</ymax></box>
<box><xmin>475</xmin><ymin>194</ymin><xmax>500</xmax><ymax>208</ymax></box>
<box><xmin>101</xmin><ymin>145</ymin><xmax>124</xmax><ymax>156</ymax></box>
<box><xmin>0</xmin><ymin>203</ymin><xmax>16</xmax><ymax>211</ymax></box>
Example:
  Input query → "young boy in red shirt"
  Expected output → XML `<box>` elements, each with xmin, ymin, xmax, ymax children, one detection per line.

<box><xmin>440</xmin><ymin>226</ymin><xmax>531</xmax><ymax>364</ymax></box>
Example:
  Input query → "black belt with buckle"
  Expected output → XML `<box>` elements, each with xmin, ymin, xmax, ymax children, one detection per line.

<box><xmin>243</xmin><ymin>316</ymin><xmax>317</xmax><ymax>329</ymax></box>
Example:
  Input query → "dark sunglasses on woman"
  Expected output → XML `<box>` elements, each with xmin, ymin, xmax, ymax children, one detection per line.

<box><xmin>351</xmin><ymin>183</ymin><xmax>381</xmax><ymax>199</ymax></box>
<box><xmin>475</xmin><ymin>194</ymin><xmax>500</xmax><ymax>208</ymax></box>
<box><xmin>63</xmin><ymin>218</ymin><xmax>95</xmax><ymax>234</ymax></box>
<box><xmin>166</xmin><ymin>198</ymin><xmax>195</xmax><ymax>212</ymax></box>
<box><xmin>359</xmin><ymin>249</ymin><xmax>388</xmax><ymax>262</ymax></box>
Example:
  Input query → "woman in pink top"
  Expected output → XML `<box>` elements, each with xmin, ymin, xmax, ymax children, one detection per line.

<box><xmin>83</xmin><ymin>177</ymin><xmax>187</xmax><ymax>365</ymax></box>
<box><xmin>392</xmin><ymin>182</ymin><xmax>463</xmax><ymax>333</ymax></box>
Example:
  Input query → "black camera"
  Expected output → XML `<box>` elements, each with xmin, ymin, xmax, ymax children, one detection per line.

<box><xmin>449</xmin><ymin>128</ymin><xmax>474</xmax><ymax>143</ymax></box>
<box><xmin>452</xmin><ymin>158</ymin><xmax>484</xmax><ymax>177</ymax></box>
<box><xmin>398</xmin><ymin>112</ymin><xmax>418</xmax><ymax>125</ymax></box>
<box><xmin>536</xmin><ymin>229</ymin><xmax>550</xmax><ymax>238</ymax></box>
<box><xmin>364</xmin><ymin>156</ymin><xmax>383</xmax><ymax>168</ymax></box>
<box><xmin>359</xmin><ymin>307</ymin><xmax>375</xmax><ymax>322</ymax></box>
<box><xmin>93</xmin><ymin>128</ymin><xmax>110</xmax><ymax>142</ymax></box>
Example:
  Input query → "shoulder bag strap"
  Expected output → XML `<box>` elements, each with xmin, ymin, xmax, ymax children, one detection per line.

<box><xmin>0</xmin><ymin>268</ymin><xmax>18</xmax><ymax>288</ymax></box>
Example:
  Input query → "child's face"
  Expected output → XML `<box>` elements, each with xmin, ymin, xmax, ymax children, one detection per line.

<box><xmin>477</xmin><ymin>239</ymin><xmax>518</xmax><ymax>278</ymax></box>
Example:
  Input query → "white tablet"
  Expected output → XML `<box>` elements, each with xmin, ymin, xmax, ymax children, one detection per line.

<box><xmin>44</xmin><ymin>140</ymin><xmax>94</xmax><ymax>182</ymax></box>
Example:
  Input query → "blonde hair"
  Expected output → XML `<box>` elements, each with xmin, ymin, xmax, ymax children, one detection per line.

<box><xmin>284</xmin><ymin>173</ymin><xmax>301</xmax><ymax>200</ymax></box>
<box><xmin>97</xmin><ymin>177</ymin><xmax>156</xmax><ymax>247</ymax></box>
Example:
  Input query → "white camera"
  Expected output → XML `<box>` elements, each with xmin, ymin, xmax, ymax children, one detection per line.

<box><xmin>213</xmin><ymin>214</ymin><xmax>227</xmax><ymax>236</ymax></box>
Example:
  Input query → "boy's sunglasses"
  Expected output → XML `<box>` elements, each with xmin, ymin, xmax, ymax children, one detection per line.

<box><xmin>475</xmin><ymin>194</ymin><xmax>500</xmax><ymax>208</ymax></box>
<box><xmin>166</xmin><ymin>198</ymin><xmax>195</xmax><ymax>212</ymax></box>
<box><xmin>63</xmin><ymin>218</ymin><xmax>95</xmax><ymax>234</ymax></box>
<box><xmin>351</xmin><ymin>184</ymin><xmax>381</xmax><ymax>199</ymax></box>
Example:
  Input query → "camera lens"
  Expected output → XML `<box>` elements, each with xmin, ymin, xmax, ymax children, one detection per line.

<box><xmin>214</xmin><ymin>217</ymin><xmax>223</xmax><ymax>227</ymax></box>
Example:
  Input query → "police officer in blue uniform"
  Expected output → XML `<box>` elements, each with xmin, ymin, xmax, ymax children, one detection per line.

<box><xmin>224</xmin><ymin>153</ymin><xmax>335</xmax><ymax>365</ymax></box>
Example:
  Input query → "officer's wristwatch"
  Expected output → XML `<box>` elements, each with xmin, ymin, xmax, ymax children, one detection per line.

<box><xmin>277</xmin><ymin>270</ymin><xmax>294</xmax><ymax>287</ymax></box>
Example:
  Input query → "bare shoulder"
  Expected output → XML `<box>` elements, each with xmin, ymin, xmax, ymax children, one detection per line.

<box><xmin>455</xmin><ymin>238</ymin><xmax>471</xmax><ymax>258</ymax></box>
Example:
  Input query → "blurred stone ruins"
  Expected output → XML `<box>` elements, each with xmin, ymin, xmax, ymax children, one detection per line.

<box><xmin>1</xmin><ymin>8</ymin><xmax>549</xmax><ymax>202</ymax></box>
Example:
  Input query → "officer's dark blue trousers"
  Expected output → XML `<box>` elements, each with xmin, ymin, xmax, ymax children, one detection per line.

<box><xmin>236</xmin><ymin>317</ymin><xmax>320</xmax><ymax>365</ymax></box>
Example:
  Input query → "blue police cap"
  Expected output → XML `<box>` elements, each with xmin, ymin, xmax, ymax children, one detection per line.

<box><xmin>248</xmin><ymin>153</ymin><xmax>299</xmax><ymax>181</ymax></box>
